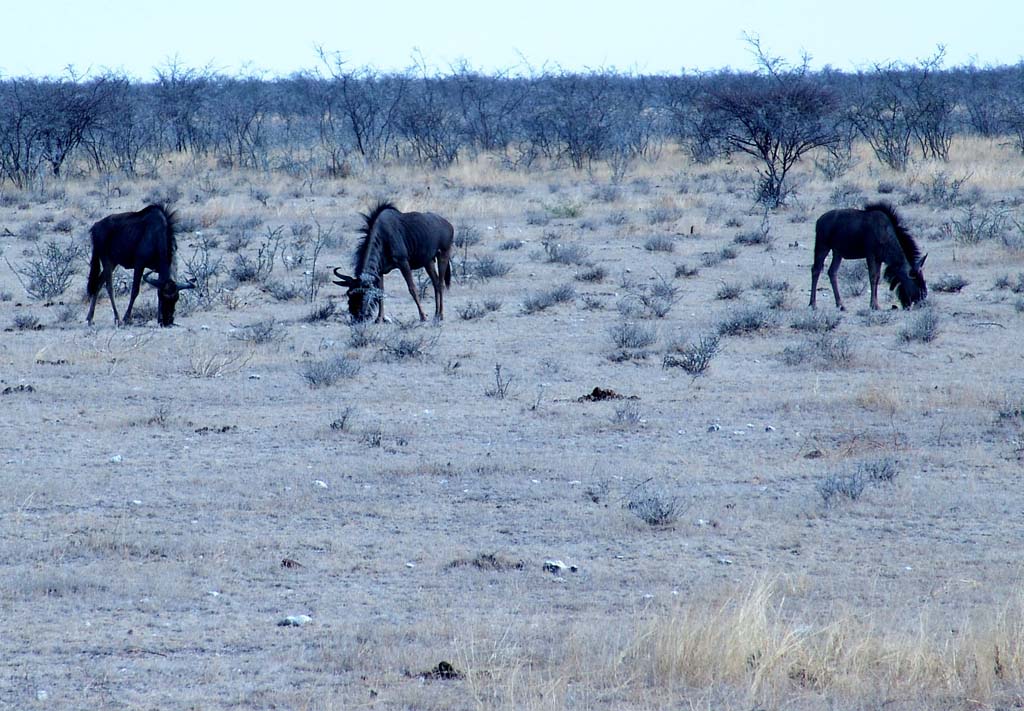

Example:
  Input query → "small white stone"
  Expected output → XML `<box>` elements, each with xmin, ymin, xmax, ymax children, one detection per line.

<box><xmin>313</xmin><ymin>480</ymin><xmax>328</xmax><ymax>489</ymax></box>
<box><xmin>109</xmin><ymin>454</ymin><xmax>123</xmax><ymax>463</ymax></box>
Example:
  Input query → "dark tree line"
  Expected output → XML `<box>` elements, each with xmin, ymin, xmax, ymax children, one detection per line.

<box><xmin>3</xmin><ymin>56</ymin><xmax>1024</xmax><ymax>203</ymax></box>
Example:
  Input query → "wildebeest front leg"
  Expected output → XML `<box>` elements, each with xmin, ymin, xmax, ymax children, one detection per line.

<box><xmin>424</xmin><ymin>260</ymin><xmax>443</xmax><ymax>320</ymax></box>
<box><xmin>399</xmin><ymin>264</ymin><xmax>427</xmax><ymax>321</ymax></box>
<box><xmin>122</xmin><ymin>268</ymin><xmax>144</xmax><ymax>324</ymax></box>
<box><xmin>375</xmin><ymin>275</ymin><xmax>386</xmax><ymax>323</ymax></box>
<box><xmin>866</xmin><ymin>258</ymin><xmax>881</xmax><ymax>310</ymax></box>
<box><xmin>827</xmin><ymin>256</ymin><xmax>845</xmax><ymax>310</ymax></box>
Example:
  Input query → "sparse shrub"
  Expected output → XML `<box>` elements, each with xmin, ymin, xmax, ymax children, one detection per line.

<box><xmin>300</xmin><ymin>354</ymin><xmax>360</xmax><ymax>388</ymax></box>
<box><xmin>54</xmin><ymin>217</ymin><xmax>74</xmax><ymax>233</ymax></box>
<box><xmin>640</xmin><ymin>278</ymin><xmax>681</xmax><ymax>318</ymax></box>
<box><xmin>232</xmin><ymin>319</ymin><xmax>283</xmax><ymax>345</ymax></box>
<box><xmin>839</xmin><ymin>261</ymin><xmax>868</xmax><ymax>297</ymax></box>
<box><xmin>817</xmin><ymin>471</ymin><xmax>866</xmax><ymax>506</ymax></box>
<box><xmin>12</xmin><ymin>312</ymin><xmax>40</xmax><ymax>330</ymax></box>
<box><xmin>523</xmin><ymin>284</ymin><xmax>575</xmax><ymax>314</ymax></box>
<box><xmin>348</xmin><ymin>321</ymin><xmax>382</xmax><ymax>348</ymax></box>
<box><xmin>701</xmin><ymin>246</ymin><xmax>738</xmax><ymax>268</ymax></box>
<box><xmin>525</xmin><ymin>210</ymin><xmax>550</xmax><ymax>226</ymax></box>
<box><xmin>229</xmin><ymin>254</ymin><xmax>259</xmax><ymax>283</ymax></box>
<box><xmin>994</xmin><ymin>274</ymin><xmax>1024</xmax><ymax>293</ymax></box>
<box><xmin>716</xmin><ymin>282</ymin><xmax>744</xmax><ymax>300</ymax></box>
<box><xmin>1016</xmin><ymin>297</ymin><xmax>1024</xmax><ymax>313</ymax></box>
<box><xmin>609</xmin><ymin>321</ymin><xmax>657</xmax><ymax>350</ymax></box>
<box><xmin>458</xmin><ymin>300</ymin><xmax>500</xmax><ymax>321</ymax></box>
<box><xmin>877</xmin><ymin>180</ymin><xmax>896</xmax><ymax>194</ymax></box>
<box><xmin>591</xmin><ymin>185</ymin><xmax>621</xmax><ymax>203</ymax></box>
<box><xmin>577</xmin><ymin>265</ymin><xmax>607</xmax><ymax>282</ymax></box>
<box><xmin>781</xmin><ymin>332</ymin><xmax>853</xmax><ymax>367</ymax></box>
<box><xmin>305</xmin><ymin>301</ymin><xmax>337</xmax><ymax>322</ymax></box>
<box><xmin>717</xmin><ymin>305</ymin><xmax>777</xmax><ymax>336</ymax></box>
<box><xmin>469</xmin><ymin>255</ymin><xmax>511</xmax><ymax>280</ymax></box>
<box><xmin>925</xmin><ymin>171</ymin><xmax>971</xmax><ymax>206</ymax></box>
<box><xmin>734</xmin><ymin>229</ymin><xmax>771</xmax><ymax>246</ymax></box>
<box><xmin>547</xmin><ymin>201</ymin><xmax>583</xmax><ymax>219</ymax></box>
<box><xmin>950</xmin><ymin>205</ymin><xmax>1008</xmax><ymax>245</ymax></box>
<box><xmin>613</xmin><ymin>402</ymin><xmax>644</xmax><ymax>427</ymax></box>
<box><xmin>265</xmin><ymin>280</ymin><xmax>301</xmax><ymax>301</ymax></box>
<box><xmin>752</xmin><ymin>276</ymin><xmax>790</xmax><ymax>293</ymax></box>
<box><xmin>675</xmin><ymin>263</ymin><xmax>699</xmax><ymax>278</ymax></box>
<box><xmin>644</xmin><ymin>235</ymin><xmax>675</xmax><ymax>252</ymax></box>
<box><xmin>185</xmin><ymin>344</ymin><xmax>252</xmax><ymax>378</ymax></box>
<box><xmin>860</xmin><ymin>457</ymin><xmax>898</xmax><ymax>483</ymax></box>
<box><xmin>329</xmin><ymin>406</ymin><xmax>355</xmax><ymax>432</ymax></box>
<box><xmin>543</xmin><ymin>240</ymin><xmax>590</xmax><ymax>265</ymax></box>
<box><xmin>381</xmin><ymin>330</ymin><xmax>439</xmax><ymax>360</ymax></box>
<box><xmin>931</xmin><ymin>274</ymin><xmax>968</xmax><ymax>293</ymax></box>
<box><xmin>16</xmin><ymin>239</ymin><xmax>84</xmax><ymax>300</ymax></box>
<box><xmin>900</xmin><ymin>307</ymin><xmax>940</xmax><ymax>343</ymax></box>
<box><xmin>484</xmin><ymin>363</ymin><xmax>514</xmax><ymax>399</ymax></box>
<box><xmin>19</xmin><ymin>221</ymin><xmax>43</xmax><ymax>242</ymax></box>
<box><xmin>454</xmin><ymin>224</ymin><xmax>482</xmax><ymax>249</ymax></box>
<box><xmin>625</xmin><ymin>486</ymin><xmax>680</xmax><ymax>526</ymax></box>
<box><xmin>647</xmin><ymin>206</ymin><xmax>681</xmax><ymax>225</ymax></box>
<box><xmin>791</xmin><ymin>310</ymin><xmax>841</xmax><ymax>333</ymax></box>
<box><xmin>582</xmin><ymin>294</ymin><xmax>605</xmax><ymax>310</ymax></box>
<box><xmin>859</xmin><ymin>308</ymin><xmax>895</xmax><ymax>326</ymax></box>
<box><xmin>663</xmin><ymin>334</ymin><xmax>720</xmax><ymax>378</ymax></box>
<box><xmin>54</xmin><ymin>305</ymin><xmax>77</xmax><ymax>324</ymax></box>
<box><xmin>606</xmin><ymin>211</ymin><xmax>629</xmax><ymax>226</ymax></box>
<box><xmin>498</xmin><ymin>239</ymin><xmax>523</xmax><ymax>251</ymax></box>
<box><xmin>724</xmin><ymin>216</ymin><xmax>743</xmax><ymax>228</ymax></box>
<box><xmin>829</xmin><ymin>183</ymin><xmax>865</xmax><ymax>207</ymax></box>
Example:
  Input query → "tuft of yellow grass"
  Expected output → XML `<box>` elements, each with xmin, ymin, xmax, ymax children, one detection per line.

<box><xmin>614</xmin><ymin>577</ymin><xmax>1024</xmax><ymax>707</ymax></box>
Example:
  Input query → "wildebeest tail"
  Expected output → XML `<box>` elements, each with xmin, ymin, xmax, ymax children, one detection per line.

<box><xmin>86</xmin><ymin>239</ymin><xmax>102</xmax><ymax>297</ymax></box>
<box><xmin>444</xmin><ymin>259</ymin><xmax>451</xmax><ymax>288</ymax></box>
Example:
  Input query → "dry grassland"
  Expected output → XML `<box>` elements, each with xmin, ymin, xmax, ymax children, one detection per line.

<box><xmin>2</xmin><ymin>137</ymin><xmax>1024</xmax><ymax>709</ymax></box>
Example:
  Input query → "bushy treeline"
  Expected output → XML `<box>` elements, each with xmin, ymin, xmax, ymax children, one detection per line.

<box><xmin>2</xmin><ymin>52</ymin><xmax>1023</xmax><ymax>199</ymax></box>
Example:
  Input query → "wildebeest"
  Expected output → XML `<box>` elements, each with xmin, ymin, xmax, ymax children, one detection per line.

<box><xmin>810</xmin><ymin>202</ymin><xmax>927</xmax><ymax>311</ymax></box>
<box><xmin>332</xmin><ymin>201</ymin><xmax>454</xmax><ymax>322</ymax></box>
<box><xmin>85</xmin><ymin>204</ymin><xmax>195</xmax><ymax>327</ymax></box>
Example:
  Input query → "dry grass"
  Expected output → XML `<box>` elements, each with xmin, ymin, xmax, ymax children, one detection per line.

<box><xmin>3</xmin><ymin>136</ymin><xmax>1024</xmax><ymax>710</ymax></box>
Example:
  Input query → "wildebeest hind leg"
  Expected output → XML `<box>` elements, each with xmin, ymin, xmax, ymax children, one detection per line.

<box><xmin>424</xmin><ymin>260</ymin><xmax>443</xmax><ymax>320</ymax></box>
<box><xmin>827</xmin><ymin>256</ymin><xmax>844</xmax><ymax>310</ymax></box>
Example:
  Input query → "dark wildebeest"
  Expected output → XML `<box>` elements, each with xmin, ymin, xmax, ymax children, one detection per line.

<box><xmin>810</xmin><ymin>202</ymin><xmax>927</xmax><ymax>311</ymax></box>
<box><xmin>332</xmin><ymin>201</ymin><xmax>454</xmax><ymax>322</ymax></box>
<box><xmin>85</xmin><ymin>204</ymin><xmax>195</xmax><ymax>327</ymax></box>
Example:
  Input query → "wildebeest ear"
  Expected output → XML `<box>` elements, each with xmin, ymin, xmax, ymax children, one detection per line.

<box><xmin>143</xmin><ymin>271</ymin><xmax>161</xmax><ymax>287</ymax></box>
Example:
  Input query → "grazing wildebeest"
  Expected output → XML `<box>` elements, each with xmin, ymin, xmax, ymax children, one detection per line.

<box><xmin>332</xmin><ymin>201</ymin><xmax>454</xmax><ymax>322</ymax></box>
<box><xmin>810</xmin><ymin>202</ymin><xmax>927</xmax><ymax>311</ymax></box>
<box><xmin>85</xmin><ymin>204</ymin><xmax>195</xmax><ymax>327</ymax></box>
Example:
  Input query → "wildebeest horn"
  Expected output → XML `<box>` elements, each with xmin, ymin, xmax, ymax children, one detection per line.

<box><xmin>918</xmin><ymin>253</ymin><xmax>928</xmax><ymax>268</ymax></box>
<box><xmin>142</xmin><ymin>271</ymin><xmax>161</xmax><ymax>287</ymax></box>
<box><xmin>176</xmin><ymin>279</ymin><xmax>197</xmax><ymax>290</ymax></box>
<box><xmin>332</xmin><ymin>267</ymin><xmax>358</xmax><ymax>287</ymax></box>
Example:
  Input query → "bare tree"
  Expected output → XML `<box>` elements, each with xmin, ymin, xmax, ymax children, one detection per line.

<box><xmin>703</xmin><ymin>38</ymin><xmax>838</xmax><ymax>206</ymax></box>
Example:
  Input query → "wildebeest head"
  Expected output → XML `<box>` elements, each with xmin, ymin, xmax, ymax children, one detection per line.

<box><xmin>897</xmin><ymin>253</ymin><xmax>928</xmax><ymax>307</ymax></box>
<box><xmin>143</xmin><ymin>272</ymin><xmax>196</xmax><ymax>326</ymax></box>
<box><xmin>333</xmin><ymin>268</ymin><xmax>379</xmax><ymax>321</ymax></box>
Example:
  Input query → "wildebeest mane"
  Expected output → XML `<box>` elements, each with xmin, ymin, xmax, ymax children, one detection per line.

<box><xmin>864</xmin><ymin>202</ymin><xmax>922</xmax><ymax>305</ymax></box>
<box><xmin>352</xmin><ymin>201</ymin><xmax>398</xmax><ymax>274</ymax></box>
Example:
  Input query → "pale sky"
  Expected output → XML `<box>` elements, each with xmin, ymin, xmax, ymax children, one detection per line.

<box><xmin>3</xmin><ymin>0</ymin><xmax>1021</xmax><ymax>79</ymax></box>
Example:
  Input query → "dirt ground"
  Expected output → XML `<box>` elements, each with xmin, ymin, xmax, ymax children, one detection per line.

<box><xmin>2</xmin><ymin>142</ymin><xmax>1023</xmax><ymax>709</ymax></box>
